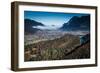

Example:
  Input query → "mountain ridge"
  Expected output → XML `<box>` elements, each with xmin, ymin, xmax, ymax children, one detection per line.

<box><xmin>24</xmin><ymin>19</ymin><xmax>44</xmax><ymax>34</ymax></box>
<box><xmin>60</xmin><ymin>15</ymin><xmax>90</xmax><ymax>31</ymax></box>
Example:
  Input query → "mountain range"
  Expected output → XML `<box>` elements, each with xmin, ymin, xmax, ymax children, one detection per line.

<box><xmin>24</xmin><ymin>15</ymin><xmax>90</xmax><ymax>34</ymax></box>
<box><xmin>60</xmin><ymin>15</ymin><xmax>90</xmax><ymax>31</ymax></box>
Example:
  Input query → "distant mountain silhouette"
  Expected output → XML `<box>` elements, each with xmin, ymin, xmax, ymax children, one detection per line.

<box><xmin>24</xmin><ymin>19</ymin><xmax>44</xmax><ymax>34</ymax></box>
<box><xmin>60</xmin><ymin>15</ymin><xmax>90</xmax><ymax>31</ymax></box>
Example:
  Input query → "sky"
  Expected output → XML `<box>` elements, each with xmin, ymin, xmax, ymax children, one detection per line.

<box><xmin>24</xmin><ymin>11</ymin><xmax>89</xmax><ymax>30</ymax></box>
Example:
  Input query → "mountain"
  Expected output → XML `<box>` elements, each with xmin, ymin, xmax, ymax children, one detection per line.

<box><xmin>60</xmin><ymin>15</ymin><xmax>90</xmax><ymax>31</ymax></box>
<box><xmin>24</xmin><ymin>19</ymin><xmax>44</xmax><ymax>34</ymax></box>
<box><xmin>25</xmin><ymin>19</ymin><xmax>44</xmax><ymax>26</ymax></box>
<box><xmin>64</xmin><ymin>41</ymin><xmax>90</xmax><ymax>59</ymax></box>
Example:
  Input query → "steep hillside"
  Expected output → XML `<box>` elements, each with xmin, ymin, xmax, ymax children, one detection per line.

<box><xmin>24</xmin><ymin>19</ymin><xmax>44</xmax><ymax>34</ymax></box>
<box><xmin>60</xmin><ymin>15</ymin><xmax>90</xmax><ymax>31</ymax></box>
<box><xmin>24</xmin><ymin>34</ymin><xmax>80</xmax><ymax>61</ymax></box>
<box><xmin>64</xmin><ymin>41</ymin><xmax>90</xmax><ymax>59</ymax></box>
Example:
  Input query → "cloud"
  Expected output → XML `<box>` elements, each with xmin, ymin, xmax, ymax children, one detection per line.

<box><xmin>33</xmin><ymin>25</ymin><xmax>58</xmax><ymax>30</ymax></box>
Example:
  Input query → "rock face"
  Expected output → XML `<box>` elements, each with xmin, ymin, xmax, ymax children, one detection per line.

<box><xmin>60</xmin><ymin>15</ymin><xmax>90</xmax><ymax>31</ymax></box>
<box><xmin>80</xmin><ymin>34</ymin><xmax>90</xmax><ymax>44</ymax></box>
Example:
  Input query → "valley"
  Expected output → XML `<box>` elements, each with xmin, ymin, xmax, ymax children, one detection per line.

<box><xmin>24</xmin><ymin>30</ymin><xmax>90</xmax><ymax>61</ymax></box>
